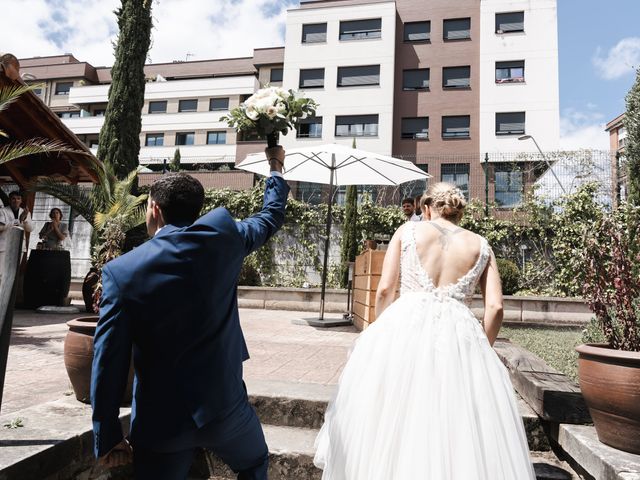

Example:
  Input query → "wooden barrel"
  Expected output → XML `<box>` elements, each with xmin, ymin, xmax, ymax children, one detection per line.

<box><xmin>24</xmin><ymin>249</ymin><xmax>71</xmax><ymax>308</ymax></box>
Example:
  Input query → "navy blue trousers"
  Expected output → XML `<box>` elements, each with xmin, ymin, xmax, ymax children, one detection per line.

<box><xmin>133</xmin><ymin>399</ymin><xmax>268</xmax><ymax>480</ymax></box>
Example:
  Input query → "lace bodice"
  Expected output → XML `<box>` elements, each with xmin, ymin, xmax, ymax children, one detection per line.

<box><xmin>400</xmin><ymin>222</ymin><xmax>491</xmax><ymax>304</ymax></box>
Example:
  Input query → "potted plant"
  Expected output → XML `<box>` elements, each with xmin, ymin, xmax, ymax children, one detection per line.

<box><xmin>33</xmin><ymin>162</ymin><xmax>147</xmax><ymax>403</ymax></box>
<box><xmin>577</xmin><ymin>204</ymin><xmax>640</xmax><ymax>454</ymax></box>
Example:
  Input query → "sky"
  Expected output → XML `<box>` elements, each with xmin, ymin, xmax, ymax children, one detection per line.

<box><xmin>1</xmin><ymin>0</ymin><xmax>639</xmax><ymax>151</ymax></box>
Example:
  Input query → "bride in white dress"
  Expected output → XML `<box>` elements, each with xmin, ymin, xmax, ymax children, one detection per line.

<box><xmin>314</xmin><ymin>182</ymin><xmax>536</xmax><ymax>480</ymax></box>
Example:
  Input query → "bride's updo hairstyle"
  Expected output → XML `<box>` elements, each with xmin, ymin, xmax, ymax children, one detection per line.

<box><xmin>420</xmin><ymin>182</ymin><xmax>467</xmax><ymax>223</ymax></box>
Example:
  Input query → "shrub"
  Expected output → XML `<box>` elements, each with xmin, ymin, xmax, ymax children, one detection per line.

<box><xmin>238</xmin><ymin>258</ymin><xmax>261</xmax><ymax>286</ymax></box>
<box><xmin>496</xmin><ymin>258</ymin><xmax>520</xmax><ymax>295</ymax></box>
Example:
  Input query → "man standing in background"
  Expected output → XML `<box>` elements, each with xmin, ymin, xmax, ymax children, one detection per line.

<box><xmin>0</xmin><ymin>191</ymin><xmax>32</xmax><ymax>285</ymax></box>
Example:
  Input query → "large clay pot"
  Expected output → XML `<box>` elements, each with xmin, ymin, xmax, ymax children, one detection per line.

<box><xmin>64</xmin><ymin>316</ymin><xmax>133</xmax><ymax>405</ymax></box>
<box><xmin>576</xmin><ymin>343</ymin><xmax>640</xmax><ymax>454</ymax></box>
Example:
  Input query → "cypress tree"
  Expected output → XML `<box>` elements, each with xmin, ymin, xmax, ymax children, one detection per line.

<box><xmin>625</xmin><ymin>68</ymin><xmax>640</xmax><ymax>206</ymax></box>
<box><xmin>340</xmin><ymin>138</ymin><xmax>360</xmax><ymax>288</ymax></box>
<box><xmin>171</xmin><ymin>148</ymin><xmax>181</xmax><ymax>172</ymax></box>
<box><xmin>98</xmin><ymin>0</ymin><xmax>153</xmax><ymax>180</ymax></box>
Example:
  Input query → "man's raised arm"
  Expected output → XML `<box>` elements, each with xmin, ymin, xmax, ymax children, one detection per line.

<box><xmin>236</xmin><ymin>146</ymin><xmax>290</xmax><ymax>255</ymax></box>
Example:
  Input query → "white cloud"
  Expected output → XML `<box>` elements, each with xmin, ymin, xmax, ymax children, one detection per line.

<box><xmin>593</xmin><ymin>37</ymin><xmax>640</xmax><ymax>80</ymax></box>
<box><xmin>559</xmin><ymin>108</ymin><xmax>610</xmax><ymax>150</ymax></box>
<box><xmin>1</xmin><ymin>0</ymin><xmax>294</xmax><ymax>66</ymax></box>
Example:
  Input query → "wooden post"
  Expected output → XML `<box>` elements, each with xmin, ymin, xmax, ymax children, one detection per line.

<box><xmin>0</xmin><ymin>228</ymin><xmax>25</xmax><ymax>414</ymax></box>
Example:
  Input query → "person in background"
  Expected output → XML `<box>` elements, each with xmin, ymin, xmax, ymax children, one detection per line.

<box><xmin>0</xmin><ymin>190</ymin><xmax>33</xmax><ymax>284</ymax></box>
<box><xmin>401</xmin><ymin>197</ymin><xmax>421</xmax><ymax>222</ymax></box>
<box><xmin>39</xmin><ymin>207</ymin><xmax>69</xmax><ymax>249</ymax></box>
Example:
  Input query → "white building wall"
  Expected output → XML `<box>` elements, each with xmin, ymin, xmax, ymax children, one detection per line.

<box><xmin>479</xmin><ymin>0</ymin><xmax>559</xmax><ymax>154</ymax></box>
<box><xmin>280</xmin><ymin>1</ymin><xmax>396</xmax><ymax>155</ymax></box>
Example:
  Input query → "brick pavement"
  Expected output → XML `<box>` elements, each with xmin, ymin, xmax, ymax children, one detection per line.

<box><xmin>1</xmin><ymin>308</ymin><xmax>358</xmax><ymax>416</ymax></box>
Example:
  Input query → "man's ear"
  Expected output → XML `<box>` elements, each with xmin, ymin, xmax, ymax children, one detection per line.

<box><xmin>153</xmin><ymin>201</ymin><xmax>166</xmax><ymax>227</ymax></box>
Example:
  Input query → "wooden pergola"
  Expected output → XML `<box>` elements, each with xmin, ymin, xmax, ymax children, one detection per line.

<box><xmin>0</xmin><ymin>58</ymin><xmax>99</xmax><ymax>201</ymax></box>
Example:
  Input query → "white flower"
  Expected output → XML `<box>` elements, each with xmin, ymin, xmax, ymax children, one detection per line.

<box><xmin>245</xmin><ymin>105</ymin><xmax>259</xmax><ymax>121</ymax></box>
<box><xmin>266</xmin><ymin>106</ymin><xmax>278</xmax><ymax>119</ymax></box>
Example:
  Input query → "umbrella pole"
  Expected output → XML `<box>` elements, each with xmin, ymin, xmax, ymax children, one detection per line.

<box><xmin>319</xmin><ymin>154</ymin><xmax>336</xmax><ymax>321</ymax></box>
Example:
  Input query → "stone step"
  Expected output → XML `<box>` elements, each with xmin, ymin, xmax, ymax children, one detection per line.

<box><xmin>190</xmin><ymin>424</ymin><xmax>320</xmax><ymax>480</ymax></box>
<box><xmin>245</xmin><ymin>379</ymin><xmax>550</xmax><ymax>451</ymax></box>
<box><xmin>189</xmin><ymin>427</ymin><xmax>577</xmax><ymax>480</ymax></box>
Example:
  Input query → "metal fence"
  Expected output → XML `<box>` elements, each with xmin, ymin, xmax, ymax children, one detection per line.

<box><xmin>290</xmin><ymin>150</ymin><xmax>623</xmax><ymax>210</ymax></box>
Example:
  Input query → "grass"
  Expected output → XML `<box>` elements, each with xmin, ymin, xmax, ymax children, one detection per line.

<box><xmin>499</xmin><ymin>326</ymin><xmax>583</xmax><ymax>382</ymax></box>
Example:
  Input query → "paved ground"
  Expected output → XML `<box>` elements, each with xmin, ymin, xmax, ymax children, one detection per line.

<box><xmin>2</xmin><ymin>307</ymin><xmax>357</xmax><ymax>416</ymax></box>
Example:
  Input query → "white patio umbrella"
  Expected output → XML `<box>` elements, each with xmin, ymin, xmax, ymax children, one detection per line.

<box><xmin>236</xmin><ymin>143</ymin><xmax>430</xmax><ymax>325</ymax></box>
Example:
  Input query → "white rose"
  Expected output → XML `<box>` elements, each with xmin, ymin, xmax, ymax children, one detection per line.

<box><xmin>245</xmin><ymin>106</ymin><xmax>259</xmax><ymax>121</ymax></box>
<box><xmin>266</xmin><ymin>106</ymin><xmax>278</xmax><ymax>119</ymax></box>
<box><xmin>244</xmin><ymin>93</ymin><xmax>258</xmax><ymax>104</ymax></box>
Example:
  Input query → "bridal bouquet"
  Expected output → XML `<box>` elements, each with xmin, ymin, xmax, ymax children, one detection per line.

<box><xmin>221</xmin><ymin>86</ymin><xmax>318</xmax><ymax>147</ymax></box>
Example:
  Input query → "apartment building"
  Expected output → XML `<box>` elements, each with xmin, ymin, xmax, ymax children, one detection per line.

<box><xmin>19</xmin><ymin>0</ymin><xmax>559</xmax><ymax>206</ymax></box>
<box><xmin>605</xmin><ymin>113</ymin><xmax>628</xmax><ymax>205</ymax></box>
<box><xmin>20</xmin><ymin>52</ymin><xmax>284</xmax><ymax>169</ymax></box>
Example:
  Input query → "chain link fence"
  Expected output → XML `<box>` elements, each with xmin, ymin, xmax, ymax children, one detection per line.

<box><xmin>289</xmin><ymin>149</ymin><xmax>623</xmax><ymax>210</ymax></box>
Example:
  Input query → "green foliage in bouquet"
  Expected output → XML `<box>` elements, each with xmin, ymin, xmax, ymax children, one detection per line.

<box><xmin>220</xmin><ymin>86</ymin><xmax>318</xmax><ymax>145</ymax></box>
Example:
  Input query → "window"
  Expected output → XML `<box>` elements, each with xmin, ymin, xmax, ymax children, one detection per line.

<box><xmin>443</xmin><ymin>18</ymin><xmax>471</xmax><ymax>40</ymax></box>
<box><xmin>337</xmin><ymin>65</ymin><xmax>380</xmax><ymax>87</ymax></box>
<box><xmin>296</xmin><ymin>116</ymin><xmax>323</xmax><ymax>138</ymax></box>
<box><xmin>238</xmin><ymin>129</ymin><xmax>260</xmax><ymax>141</ymax></box>
<box><xmin>496</xmin><ymin>12</ymin><xmax>524</xmax><ymax>33</ymax></box>
<box><xmin>207</xmin><ymin>131</ymin><xmax>226</xmax><ymax>144</ymax></box>
<box><xmin>496</xmin><ymin>112</ymin><xmax>525</xmax><ymax>136</ymax></box>
<box><xmin>495</xmin><ymin>164</ymin><xmax>523</xmax><ymax>207</ymax></box>
<box><xmin>55</xmin><ymin>82</ymin><xmax>73</xmax><ymax>95</ymax></box>
<box><xmin>209</xmin><ymin>97</ymin><xmax>229</xmax><ymax>111</ymax></box>
<box><xmin>443</xmin><ymin>66</ymin><xmax>471</xmax><ymax>89</ymax></box>
<box><xmin>299</xmin><ymin>68</ymin><xmax>325</xmax><ymax>88</ymax></box>
<box><xmin>178</xmin><ymin>99</ymin><xmax>198</xmax><ymax>112</ymax></box>
<box><xmin>32</xmin><ymin>87</ymin><xmax>42</xmax><ymax>97</ymax></box>
<box><xmin>335</xmin><ymin>114</ymin><xmax>379</xmax><ymax>137</ymax></box>
<box><xmin>404</xmin><ymin>21</ymin><xmax>430</xmax><ymax>42</ymax></box>
<box><xmin>442</xmin><ymin>115</ymin><xmax>470</xmax><ymax>139</ymax></box>
<box><xmin>495</xmin><ymin>60</ymin><xmax>525</xmax><ymax>83</ymax></box>
<box><xmin>403</xmin><ymin>69</ymin><xmax>430</xmax><ymax>91</ymax></box>
<box><xmin>175</xmin><ymin>132</ymin><xmax>195</xmax><ymax>146</ymax></box>
<box><xmin>339</xmin><ymin>19</ymin><xmax>382</xmax><ymax>41</ymax></box>
<box><xmin>401</xmin><ymin>117</ymin><xmax>429</xmax><ymax>139</ymax></box>
<box><xmin>148</xmin><ymin>101</ymin><xmax>167</xmax><ymax>114</ymax></box>
<box><xmin>270</xmin><ymin>68</ymin><xmax>283</xmax><ymax>83</ymax></box>
<box><xmin>93</xmin><ymin>109</ymin><xmax>106</xmax><ymax>117</ymax></box>
<box><xmin>405</xmin><ymin>164</ymin><xmax>429</xmax><ymax>198</ymax></box>
<box><xmin>145</xmin><ymin>133</ymin><xmax>164</xmax><ymax>146</ymax></box>
<box><xmin>57</xmin><ymin>111</ymin><xmax>81</xmax><ymax>119</ymax></box>
<box><xmin>441</xmin><ymin>163</ymin><xmax>469</xmax><ymax>198</ymax></box>
<box><xmin>302</xmin><ymin>23</ymin><xmax>327</xmax><ymax>43</ymax></box>
<box><xmin>89</xmin><ymin>140</ymin><xmax>99</xmax><ymax>149</ymax></box>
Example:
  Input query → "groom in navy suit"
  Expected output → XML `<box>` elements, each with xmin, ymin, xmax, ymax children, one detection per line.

<box><xmin>91</xmin><ymin>147</ymin><xmax>288</xmax><ymax>479</ymax></box>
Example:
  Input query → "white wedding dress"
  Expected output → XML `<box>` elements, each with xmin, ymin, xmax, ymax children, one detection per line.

<box><xmin>314</xmin><ymin>222</ymin><xmax>536</xmax><ymax>480</ymax></box>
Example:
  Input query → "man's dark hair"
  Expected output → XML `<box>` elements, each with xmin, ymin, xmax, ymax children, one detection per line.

<box><xmin>150</xmin><ymin>173</ymin><xmax>205</xmax><ymax>225</ymax></box>
<box><xmin>9</xmin><ymin>190</ymin><xmax>22</xmax><ymax>198</ymax></box>
<box><xmin>401</xmin><ymin>197</ymin><xmax>414</xmax><ymax>205</ymax></box>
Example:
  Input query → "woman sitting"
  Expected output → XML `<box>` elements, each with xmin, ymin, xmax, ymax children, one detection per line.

<box><xmin>39</xmin><ymin>208</ymin><xmax>69</xmax><ymax>249</ymax></box>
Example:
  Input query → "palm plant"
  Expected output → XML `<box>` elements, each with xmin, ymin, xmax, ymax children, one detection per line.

<box><xmin>0</xmin><ymin>84</ymin><xmax>74</xmax><ymax>167</ymax></box>
<box><xmin>32</xmin><ymin>159</ymin><xmax>148</xmax><ymax>311</ymax></box>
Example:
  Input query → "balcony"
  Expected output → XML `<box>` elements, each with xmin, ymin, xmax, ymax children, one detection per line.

<box><xmin>68</xmin><ymin>75</ymin><xmax>256</xmax><ymax>105</ymax></box>
<box><xmin>138</xmin><ymin>144</ymin><xmax>237</xmax><ymax>164</ymax></box>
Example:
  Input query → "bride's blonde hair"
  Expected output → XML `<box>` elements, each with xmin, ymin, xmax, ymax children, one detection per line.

<box><xmin>420</xmin><ymin>182</ymin><xmax>467</xmax><ymax>223</ymax></box>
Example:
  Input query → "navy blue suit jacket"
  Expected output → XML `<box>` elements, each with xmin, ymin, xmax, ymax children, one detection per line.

<box><xmin>91</xmin><ymin>176</ymin><xmax>289</xmax><ymax>457</ymax></box>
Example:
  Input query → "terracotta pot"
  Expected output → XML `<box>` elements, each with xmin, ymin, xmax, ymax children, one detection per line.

<box><xmin>576</xmin><ymin>343</ymin><xmax>640</xmax><ymax>455</ymax></box>
<box><xmin>64</xmin><ymin>316</ymin><xmax>133</xmax><ymax>405</ymax></box>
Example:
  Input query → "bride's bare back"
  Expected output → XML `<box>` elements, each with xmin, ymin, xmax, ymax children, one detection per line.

<box><xmin>413</xmin><ymin>220</ymin><xmax>482</xmax><ymax>289</ymax></box>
